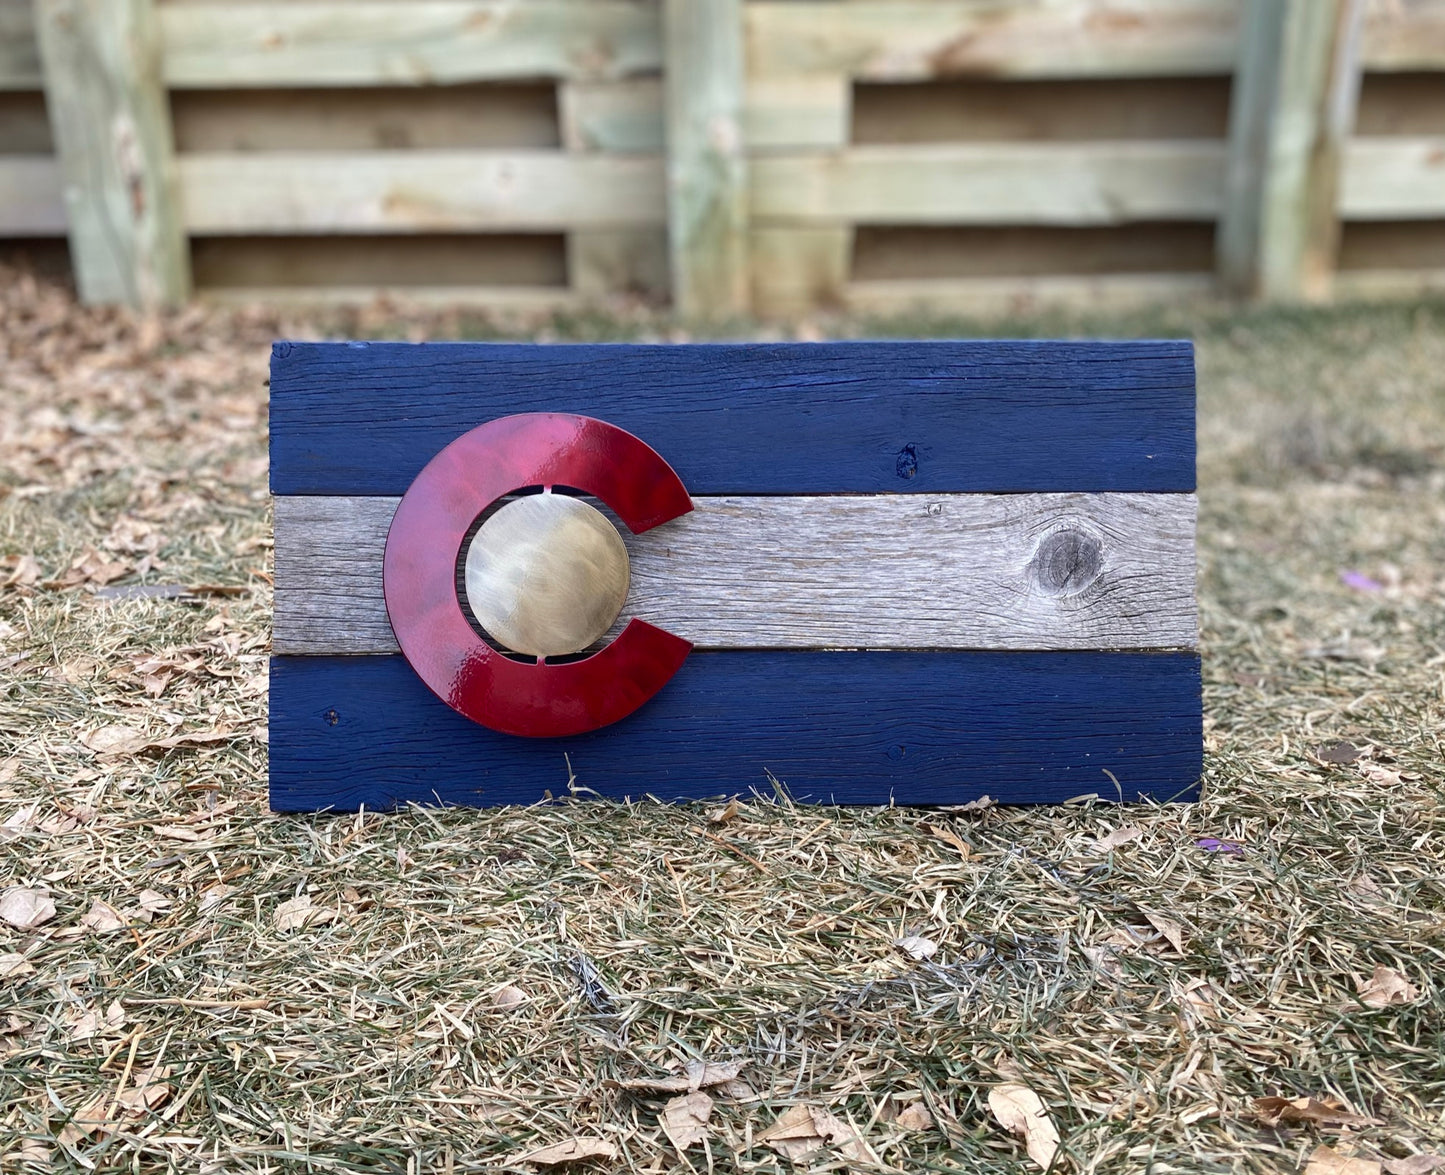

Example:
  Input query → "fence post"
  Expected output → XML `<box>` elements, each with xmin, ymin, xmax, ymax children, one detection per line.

<box><xmin>1217</xmin><ymin>0</ymin><xmax>1364</xmax><ymax>301</ymax></box>
<box><xmin>663</xmin><ymin>0</ymin><xmax>749</xmax><ymax>318</ymax></box>
<box><xmin>34</xmin><ymin>0</ymin><xmax>189</xmax><ymax>308</ymax></box>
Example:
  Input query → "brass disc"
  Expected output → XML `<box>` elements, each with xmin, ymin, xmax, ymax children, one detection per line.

<box><xmin>463</xmin><ymin>493</ymin><xmax>630</xmax><ymax>658</ymax></box>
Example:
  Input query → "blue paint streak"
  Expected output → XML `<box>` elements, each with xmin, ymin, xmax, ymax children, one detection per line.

<box><xmin>270</xmin><ymin>340</ymin><xmax>1195</xmax><ymax>496</ymax></box>
<box><xmin>268</xmin><ymin>651</ymin><xmax>1202</xmax><ymax>812</ymax></box>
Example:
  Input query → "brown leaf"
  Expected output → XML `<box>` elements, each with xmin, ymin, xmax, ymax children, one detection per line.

<box><xmin>896</xmin><ymin>1102</ymin><xmax>934</xmax><ymax>1131</ymax></box>
<box><xmin>926</xmin><ymin>822</ymin><xmax>971</xmax><ymax>860</ymax></box>
<box><xmin>758</xmin><ymin>1104</ymin><xmax>876</xmax><ymax>1164</ymax></box>
<box><xmin>1355</xmin><ymin>965</ymin><xmax>1421</xmax><ymax>1009</ymax></box>
<box><xmin>1093</xmin><ymin>825</ymin><xmax>1143</xmax><ymax>853</ymax></box>
<box><xmin>1144</xmin><ymin>911</ymin><xmax>1188</xmax><ymax>955</ymax></box>
<box><xmin>80</xmin><ymin>900</ymin><xmax>126</xmax><ymax>934</ymax></box>
<box><xmin>3</xmin><ymin>554</ymin><xmax>41</xmax><ymax>587</ymax></box>
<box><xmin>492</xmin><ymin>984</ymin><xmax>528</xmax><ymax>1010</ymax></box>
<box><xmin>708</xmin><ymin>798</ymin><xmax>740</xmax><ymax>824</ymax></box>
<box><xmin>988</xmin><ymin>1083</ymin><xmax>1060</xmax><ymax>1170</ymax></box>
<box><xmin>274</xmin><ymin>894</ymin><xmax>332</xmax><ymax>932</ymax></box>
<box><xmin>115</xmin><ymin>1064</ymin><xmax>173</xmax><ymax>1115</ymax></box>
<box><xmin>660</xmin><ymin>1091</ymin><xmax>712</xmax><ymax>1152</ymax></box>
<box><xmin>0</xmin><ymin>952</ymin><xmax>35</xmax><ymax>981</ymax></box>
<box><xmin>516</xmin><ymin>1137</ymin><xmax>619</xmax><ymax>1165</ymax></box>
<box><xmin>69</xmin><ymin>1000</ymin><xmax>125</xmax><ymax>1042</ymax></box>
<box><xmin>82</xmin><ymin>725</ymin><xmax>233</xmax><ymax>758</ymax></box>
<box><xmin>0</xmin><ymin>887</ymin><xmax>55</xmax><ymax>930</ymax></box>
<box><xmin>1252</xmin><ymin>1095</ymin><xmax>1383</xmax><ymax>1129</ymax></box>
<box><xmin>940</xmin><ymin>795</ymin><xmax>994</xmax><ymax>814</ymax></box>
<box><xmin>1382</xmin><ymin>1156</ymin><xmax>1445</xmax><ymax>1175</ymax></box>
<box><xmin>1306</xmin><ymin>1146</ymin><xmax>1383</xmax><ymax>1175</ymax></box>
<box><xmin>1317</xmin><ymin>741</ymin><xmax>1362</xmax><ymax>764</ymax></box>
<box><xmin>57</xmin><ymin>1095</ymin><xmax>113</xmax><ymax>1145</ymax></box>
<box><xmin>614</xmin><ymin>1059</ymin><xmax>746</xmax><ymax>1094</ymax></box>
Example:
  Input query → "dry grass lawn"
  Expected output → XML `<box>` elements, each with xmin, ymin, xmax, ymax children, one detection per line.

<box><xmin>1</xmin><ymin>268</ymin><xmax>1442</xmax><ymax>1173</ymax></box>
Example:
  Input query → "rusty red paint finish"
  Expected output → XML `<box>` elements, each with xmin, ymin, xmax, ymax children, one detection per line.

<box><xmin>382</xmin><ymin>413</ymin><xmax>693</xmax><ymax>737</ymax></box>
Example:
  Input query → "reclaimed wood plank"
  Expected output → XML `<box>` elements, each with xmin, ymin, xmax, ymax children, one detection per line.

<box><xmin>750</xmin><ymin>143</ymin><xmax>1226</xmax><ymax>225</ymax></box>
<box><xmin>567</xmin><ymin>228</ymin><xmax>670</xmax><ymax>301</ymax></box>
<box><xmin>0</xmin><ymin>156</ymin><xmax>66</xmax><ymax>234</ymax></box>
<box><xmin>1217</xmin><ymin>0</ymin><xmax>1364</xmax><ymax>300</ymax></box>
<box><xmin>746</xmin><ymin>1</ymin><xmax>1240</xmax><ymax>80</ymax></box>
<box><xmin>34</xmin><ymin>0</ymin><xmax>189</xmax><ymax>306</ymax></box>
<box><xmin>268</xmin><ymin>340</ymin><xmax>1197</xmax><ymax>496</ymax></box>
<box><xmin>1340</xmin><ymin>137</ymin><xmax>1445</xmax><ymax>218</ymax></box>
<box><xmin>273</xmin><ymin>492</ymin><xmax>1199</xmax><ymax>655</ymax></box>
<box><xmin>1362</xmin><ymin>0</ymin><xmax>1445</xmax><ymax>70</ymax></box>
<box><xmin>844</xmin><ymin>274</ymin><xmax>1217</xmax><ymax>318</ymax></box>
<box><xmin>159</xmin><ymin>1</ymin><xmax>662</xmax><ymax>88</ymax></box>
<box><xmin>178</xmin><ymin>152</ymin><xmax>665</xmax><ymax>233</ymax></box>
<box><xmin>665</xmin><ymin>0</ymin><xmax>748</xmax><ymax>317</ymax></box>
<box><xmin>268</xmin><ymin>650</ymin><xmax>1203</xmax><ymax>811</ymax></box>
<box><xmin>749</xmin><ymin>226</ymin><xmax>852</xmax><ymax>316</ymax></box>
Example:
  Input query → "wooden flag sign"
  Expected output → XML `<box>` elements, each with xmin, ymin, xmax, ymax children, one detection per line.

<box><xmin>269</xmin><ymin>340</ymin><xmax>1201</xmax><ymax>811</ymax></box>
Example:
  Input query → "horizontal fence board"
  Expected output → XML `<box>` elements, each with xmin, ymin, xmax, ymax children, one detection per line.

<box><xmin>159</xmin><ymin>1</ymin><xmax>662</xmax><ymax>88</ymax></box>
<box><xmin>1340</xmin><ymin>137</ymin><xmax>1445</xmax><ymax>219</ymax></box>
<box><xmin>273</xmin><ymin>492</ymin><xmax>1198</xmax><ymax>655</ymax></box>
<box><xmin>178</xmin><ymin>152</ymin><xmax>665</xmax><ymax>233</ymax></box>
<box><xmin>844</xmin><ymin>273</ymin><xmax>1219</xmax><ymax>317</ymax></box>
<box><xmin>752</xmin><ymin>143</ymin><xmax>1226</xmax><ymax>225</ymax></box>
<box><xmin>0</xmin><ymin>3</ymin><xmax>41</xmax><ymax>91</ymax></box>
<box><xmin>269</xmin><ymin>650</ymin><xmax>1203</xmax><ymax>811</ymax></box>
<box><xmin>269</xmin><ymin>340</ymin><xmax>1197</xmax><ymax>496</ymax></box>
<box><xmin>197</xmin><ymin>284</ymin><xmax>582</xmax><ymax>310</ymax></box>
<box><xmin>1362</xmin><ymin>0</ymin><xmax>1445</xmax><ymax>70</ymax></box>
<box><xmin>0</xmin><ymin>157</ymin><xmax>66</xmax><ymax>235</ymax></box>
<box><xmin>746</xmin><ymin>1</ymin><xmax>1239</xmax><ymax>80</ymax></box>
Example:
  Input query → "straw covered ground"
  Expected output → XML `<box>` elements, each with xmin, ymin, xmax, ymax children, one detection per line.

<box><xmin>1</xmin><ymin>268</ymin><xmax>1442</xmax><ymax>1173</ymax></box>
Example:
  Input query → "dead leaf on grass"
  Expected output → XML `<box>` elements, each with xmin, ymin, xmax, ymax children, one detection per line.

<box><xmin>708</xmin><ymin>798</ymin><xmax>739</xmax><ymax>824</ymax></box>
<box><xmin>1252</xmin><ymin>1095</ymin><xmax>1383</xmax><ymax>1129</ymax></box>
<box><xmin>114</xmin><ymin>1064</ymin><xmax>173</xmax><ymax>1115</ymax></box>
<box><xmin>1382</xmin><ymin>1156</ymin><xmax>1445</xmax><ymax>1175</ymax></box>
<box><xmin>492</xmin><ymin>984</ymin><xmax>528</xmax><ymax>1010</ymax></box>
<box><xmin>516</xmin><ymin>1137</ymin><xmax>619</xmax><ymax>1165</ymax></box>
<box><xmin>1306</xmin><ymin>1145</ymin><xmax>1383</xmax><ymax>1175</ymax></box>
<box><xmin>82</xmin><ymin>725</ymin><xmax>233</xmax><ymax>758</ymax></box>
<box><xmin>988</xmin><ymin>1083</ymin><xmax>1060</xmax><ymax>1170</ymax></box>
<box><xmin>274</xmin><ymin>894</ymin><xmax>333</xmax><ymax>932</ymax></box>
<box><xmin>895</xmin><ymin>934</ymin><xmax>938</xmax><ymax>961</ymax></box>
<box><xmin>0</xmin><ymin>953</ymin><xmax>35</xmax><ymax>981</ymax></box>
<box><xmin>925</xmin><ymin>822</ymin><xmax>971</xmax><ymax>860</ymax></box>
<box><xmin>1355</xmin><ymin>964</ymin><xmax>1421</xmax><ymax>1009</ymax></box>
<box><xmin>896</xmin><ymin>1102</ymin><xmax>934</xmax><ymax>1131</ymax></box>
<box><xmin>80</xmin><ymin>900</ymin><xmax>126</xmax><ymax>934</ymax></box>
<box><xmin>69</xmin><ymin>1000</ymin><xmax>125</xmax><ymax>1042</ymax></box>
<box><xmin>758</xmin><ymin>1104</ymin><xmax>877</xmax><ymax>1163</ymax></box>
<box><xmin>57</xmin><ymin>1095</ymin><xmax>113</xmax><ymax>1146</ymax></box>
<box><xmin>613</xmin><ymin>1059</ymin><xmax>746</xmax><ymax>1094</ymax></box>
<box><xmin>660</xmin><ymin>1091</ymin><xmax>712</xmax><ymax>1151</ymax></box>
<box><xmin>0</xmin><ymin>887</ymin><xmax>55</xmax><ymax>930</ymax></box>
<box><xmin>1144</xmin><ymin>911</ymin><xmax>1188</xmax><ymax>955</ymax></box>
<box><xmin>1093</xmin><ymin>825</ymin><xmax>1143</xmax><ymax>853</ymax></box>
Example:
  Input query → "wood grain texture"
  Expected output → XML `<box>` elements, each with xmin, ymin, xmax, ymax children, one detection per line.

<box><xmin>158</xmin><ymin>2</ymin><xmax>662</xmax><ymax>88</ymax></box>
<box><xmin>268</xmin><ymin>650</ymin><xmax>1203</xmax><ymax>811</ymax></box>
<box><xmin>1340</xmin><ymin>137</ymin><xmax>1445</xmax><ymax>218</ymax></box>
<box><xmin>665</xmin><ymin>0</ymin><xmax>749</xmax><ymax>318</ymax></box>
<box><xmin>273</xmin><ymin>492</ymin><xmax>1198</xmax><ymax>655</ymax></box>
<box><xmin>844</xmin><ymin>273</ymin><xmax>1217</xmax><ymax>318</ymax></box>
<box><xmin>268</xmin><ymin>340</ymin><xmax>1197</xmax><ymax>497</ymax></box>
<box><xmin>1362</xmin><ymin>0</ymin><xmax>1445</xmax><ymax>70</ymax></box>
<box><xmin>35</xmin><ymin>0</ymin><xmax>190</xmax><ymax>307</ymax></box>
<box><xmin>750</xmin><ymin>226</ymin><xmax>852</xmax><ymax>316</ymax></box>
<box><xmin>0</xmin><ymin>157</ymin><xmax>65</xmax><ymax>234</ymax></box>
<box><xmin>746</xmin><ymin>1</ymin><xmax>1239</xmax><ymax>80</ymax></box>
<box><xmin>751</xmin><ymin>143</ymin><xmax>1226</xmax><ymax>225</ymax></box>
<box><xmin>178</xmin><ymin>152</ymin><xmax>665</xmax><ymax>233</ymax></box>
<box><xmin>0</xmin><ymin>3</ymin><xmax>41</xmax><ymax>90</ymax></box>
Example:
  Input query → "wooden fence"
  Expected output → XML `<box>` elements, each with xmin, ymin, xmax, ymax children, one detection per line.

<box><xmin>3</xmin><ymin>0</ymin><xmax>1444</xmax><ymax>316</ymax></box>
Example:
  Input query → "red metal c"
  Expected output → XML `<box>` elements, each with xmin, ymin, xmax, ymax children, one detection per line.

<box><xmin>382</xmin><ymin>413</ymin><xmax>694</xmax><ymax>737</ymax></box>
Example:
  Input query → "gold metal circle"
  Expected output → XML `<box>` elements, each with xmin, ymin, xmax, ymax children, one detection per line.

<box><xmin>463</xmin><ymin>493</ymin><xmax>630</xmax><ymax>658</ymax></box>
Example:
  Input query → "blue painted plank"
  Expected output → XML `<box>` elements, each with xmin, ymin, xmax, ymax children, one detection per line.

<box><xmin>268</xmin><ymin>651</ymin><xmax>1202</xmax><ymax>812</ymax></box>
<box><xmin>269</xmin><ymin>340</ymin><xmax>1195</xmax><ymax>496</ymax></box>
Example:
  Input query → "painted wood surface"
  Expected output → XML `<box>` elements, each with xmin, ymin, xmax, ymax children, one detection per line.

<box><xmin>269</xmin><ymin>650</ymin><xmax>1203</xmax><ymax>811</ymax></box>
<box><xmin>178</xmin><ymin>152</ymin><xmax>665</xmax><ymax>234</ymax></box>
<box><xmin>158</xmin><ymin>2</ymin><xmax>662</xmax><ymax>88</ymax></box>
<box><xmin>1217</xmin><ymin>0</ymin><xmax>1364</xmax><ymax>300</ymax></box>
<box><xmin>0</xmin><ymin>157</ymin><xmax>65</xmax><ymax>235</ymax></box>
<box><xmin>34</xmin><ymin>0</ymin><xmax>189</xmax><ymax>307</ymax></box>
<box><xmin>665</xmin><ymin>0</ymin><xmax>748</xmax><ymax>318</ymax></box>
<box><xmin>751</xmin><ymin>143</ymin><xmax>1226</xmax><ymax>226</ymax></box>
<box><xmin>273</xmin><ymin>492</ymin><xmax>1199</xmax><ymax>655</ymax></box>
<box><xmin>268</xmin><ymin>341</ymin><xmax>1197</xmax><ymax>497</ymax></box>
<box><xmin>0</xmin><ymin>2</ymin><xmax>42</xmax><ymax>90</ymax></box>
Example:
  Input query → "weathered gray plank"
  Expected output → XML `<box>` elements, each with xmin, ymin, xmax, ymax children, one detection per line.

<box><xmin>664</xmin><ymin>0</ymin><xmax>748</xmax><ymax>317</ymax></box>
<box><xmin>750</xmin><ymin>226</ymin><xmax>852</xmax><ymax>316</ymax></box>
<box><xmin>1362</xmin><ymin>0</ymin><xmax>1445</xmax><ymax>70</ymax></box>
<box><xmin>158</xmin><ymin>2</ymin><xmax>662</xmax><ymax>88</ymax></box>
<box><xmin>34</xmin><ymin>0</ymin><xmax>189</xmax><ymax>306</ymax></box>
<box><xmin>1341</xmin><ymin>137</ymin><xmax>1445</xmax><ymax>218</ymax></box>
<box><xmin>751</xmin><ymin>142</ymin><xmax>1226</xmax><ymax>225</ymax></box>
<box><xmin>273</xmin><ymin>493</ymin><xmax>1198</xmax><ymax>655</ymax></box>
<box><xmin>844</xmin><ymin>273</ymin><xmax>1217</xmax><ymax>318</ymax></box>
<box><xmin>1216</xmin><ymin>0</ymin><xmax>1364</xmax><ymax>300</ymax></box>
<box><xmin>746</xmin><ymin>1</ymin><xmax>1240</xmax><ymax>80</ymax></box>
<box><xmin>178</xmin><ymin>152</ymin><xmax>665</xmax><ymax>233</ymax></box>
<box><xmin>0</xmin><ymin>156</ymin><xmax>65</xmax><ymax>234</ymax></box>
<box><xmin>568</xmin><ymin>228</ymin><xmax>670</xmax><ymax>301</ymax></box>
<box><xmin>0</xmin><ymin>2</ymin><xmax>42</xmax><ymax>89</ymax></box>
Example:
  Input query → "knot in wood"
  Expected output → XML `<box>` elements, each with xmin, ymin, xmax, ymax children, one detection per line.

<box><xmin>1032</xmin><ymin>528</ymin><xmax>1103</xmax><ymax>597</ymax></box>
